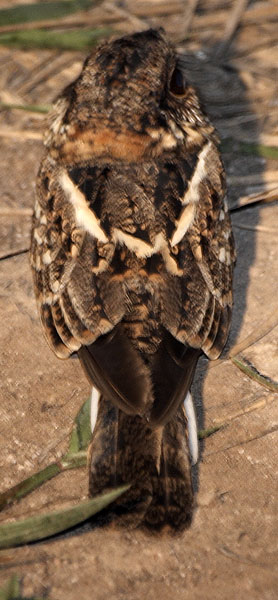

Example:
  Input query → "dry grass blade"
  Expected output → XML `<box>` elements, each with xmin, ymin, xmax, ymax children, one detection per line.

<box><xmin>0</xmin><ymin>485</ymin><xmax>130</xmax><ymax>549</ymax></box>
<box><xmin>229</xmin><ymin>310</ymin><xmax>278</xmax><ymax>357</ymax></box>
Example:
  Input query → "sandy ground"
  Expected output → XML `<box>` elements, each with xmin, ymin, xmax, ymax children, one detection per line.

<box><xmin>0</xmin><ymin>1</ymin><xmax>278</xmax><ymax>598</ymax></box>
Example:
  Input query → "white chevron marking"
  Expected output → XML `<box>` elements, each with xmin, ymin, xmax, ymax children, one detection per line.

<box><xmin>181</xmin><ymin>141</ymin><xmax>212</xmax><ymax>206</ymax></box>
<box><xmin>59</xmin><ymin>171</ymin><xmax>108</xmax><ymax>243</ymax></box>
<box><xmin>171</xmin><ymin>203</ymin><xmax>196</xmax><ymax>247</ymax></box>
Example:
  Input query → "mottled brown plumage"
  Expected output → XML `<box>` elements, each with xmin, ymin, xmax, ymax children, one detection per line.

<box><xmin>30</xmin><ymin>29</ymin><xmax>235</xmax><ymax>530</ymax></box>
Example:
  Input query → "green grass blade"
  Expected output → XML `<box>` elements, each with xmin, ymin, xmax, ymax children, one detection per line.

<box><xmin>0</xmin><ymin>464</ymin><xmax>61</xmax><ymax>511</ymax></box>
<box><xmin>0</xmin><ymin>102</ymin><xmax>51</xmax><ymax>113</ymax></box>
<box><xmin>0</xmin><ymin>1</ymin><xmax>93</xmax><ymax>27</ymax></box>
<box><xmin>60</xmin><ymin>451</ymin><xmax>87</xmax><ymax>469</ymax></box>
<box><xmin>0</xmin><ymin>452</ymin><xmax>87</xmax><ymax>511</ymax></box>
<box><xmin>0</xmin><ymin>28</ymin><xmax>111</xmax><ymax>50</ymax></box>
<box><xmin>198</xmin><ymin>425</ymin><xmax>223</xmax><ymax>439</ymax></box>
<box><xmin>237</xmin><ymin>141</ymin><xmax>278</xmax><ymax>160</ymax></box>
<box><xmin>0</xmin><ymin>398</ymin><xmax>91</xmax><ymax>511</ymax></box>
<box><xmin>221</xmin><ymin>138</ymin><xmax>278</xmax><ymax>160</ymax></box>
<box><xmin>231</xmin><ymin>356</ymin><xmax>278</xmax><ymax>392</ymax></box>
<box><xmin>67</xmin><ymin>397</ymin><xmax>91</xmax><ymax>455</ymax></box>
<box><xmin>0</xmin><ymin>575</ymin><xmax>20</xmax><ymax>600</ymax></box>
<box><xmin>0</xmin><ymin>485</ymin><xmax>130</xmax><ymax>549</ymax></box>
<box><xmin>0</xmin><ymin>451</ymin><xmax>90</xmax><ymax>511</ymax></box>
<box><xmin>0</xmin><ymin>453</ymin><xmax>89</xmax><ymax>511</ymax></box>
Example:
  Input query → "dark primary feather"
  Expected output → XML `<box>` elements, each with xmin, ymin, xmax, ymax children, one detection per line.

<box><xmin>78</xmin><ymin>325</ymin><xmax>152</xmax><ymax>416</ymax></box>
<box><xmin>150</xmin><ymin>331</ymin><xmax>201</xmax><ymax>425</ymax></box>
<box><xmin>79</xmin><ymin>325</ymin><xmax>200</xmax><ymax>426</ymax></box>
<box><xmin>30</xmin><ymin>28</ymin><xmax>235</xmax><ymax>529</ymax></box>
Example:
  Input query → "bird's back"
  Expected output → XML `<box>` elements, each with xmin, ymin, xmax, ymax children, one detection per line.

<box><xmin>30</xmin><ymin>28</ymin><xmax>235</xmax><ymax>529</ymax></box>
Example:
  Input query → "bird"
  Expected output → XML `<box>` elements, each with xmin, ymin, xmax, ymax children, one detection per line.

<box><xmin>30</xmin><ymin>28</ymin><xmax>235</xmax><ymax>531</ymax></box>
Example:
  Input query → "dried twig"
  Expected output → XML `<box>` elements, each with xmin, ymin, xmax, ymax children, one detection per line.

<box><xmin>182</xmin><ymin>0</ymin><xmax>200</xmax><ymax>39</ymax></box>
<box><xmin>0</xmin><ymin>129</ymin><xmax>42</xmax><ymax>140</ymax></box>
<box><xmin>212</xmin><ymin>394</ymin><xmax>276</xmax><ymax>427</ymax></box>
<box><xmin>227</xmin><ymin>171</ymin><xmax>278</xmax><ymax>187</ymax></box>
<box><xmin>233</xmin><ymin>223</ymin><xmax>277</xmax><ymax>234</ymax></box>
<box><xmin>229</xmin><ymin>310</ymin><xmax>278</xmax><ymax>358</ymax></box>
<box><xmin>125</xmin><ymin>0</ymin><xmax>183</xmax><ymax>18</ymax></box>
<box><xmin>231</xmin><ymin>187</ymin><xmax>278</xmax><ymax>211</ymax></box>
<box><xmin>233</xmin><ymin>32</ymin><xmax>278</xmax><ymax>59</ymax></box>
<box><xmin>190</xmin><ymin>3</ymin><xmax>278</xmax><ymax>31</ymax></box>
<box><xmin>0</xmin><ymin>248</ymin><xmax>30</xmax><ymax>261</ymax></box>
<box><xmin>103</xmin><ymin>1</ymin><xmax>148</xmax><ymax>31</ymax></box>
<box><xmin>219</xmin><ymin>112</ymin><xmax>276</xmax><ymax>128</ymax></box>
<box><xmin>200</xmin><ymin>394</ymin><xmax>275</xmax><ymax>444</ymax></box>
<box><xmin>208</xmin><ymin>308</ymin><xmax>278</xmax><ymax>371</ymax></box>
<box><xmin>214</xmin><ymin>0</ymin><xmax>249</xmax><ymax>56</ymax></box>
<box><xmin>0</xmin><ymin>208</ymin><xmax>33</xmax><ymax>216</ymax></box>
<box><xmin>16</xmin><ymin>53</ymin><xmax>77</xmax><ymax>96</ymax></box>
<box><xmin>218</xmin><ymin>545</ymin><xmax>271</xmax><ymax>568</ymax></box>
<box><xmin>206</xmin><ymin>425</ymin><xmax>278</xmax><ymax>455</ymax></box>
<box><xmin>259</xmin><ymin>135</ymin><xmax>278</xmax><ymax>147</ymax></box>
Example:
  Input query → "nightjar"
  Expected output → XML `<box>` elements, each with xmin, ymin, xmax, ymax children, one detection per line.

<box><xmin>30</xmin><ymin>29</ymin><xmax>235</xmax><ymax>531</ymax></box>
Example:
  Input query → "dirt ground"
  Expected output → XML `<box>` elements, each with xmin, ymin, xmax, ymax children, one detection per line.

<box><xmin>0</xmin><ymin>1</ymin><xmax>278</xmax><ymax>598</ymax></box>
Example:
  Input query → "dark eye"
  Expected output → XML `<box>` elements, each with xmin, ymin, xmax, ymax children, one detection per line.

<box><xmin>169</xmin><ymin>67</ymin><xmax>187</xmax><ymax>96</ymax></box>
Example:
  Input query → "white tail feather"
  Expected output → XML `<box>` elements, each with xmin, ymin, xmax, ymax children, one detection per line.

<box><xmin>90</xmin><ymin>387</ymin><xmax>100</xmax><ymax>434</ymax></box>
<box><xmin>184</xmin><ymin>391</ymin><xmax>199</xmax><ymax>465</ymax></box>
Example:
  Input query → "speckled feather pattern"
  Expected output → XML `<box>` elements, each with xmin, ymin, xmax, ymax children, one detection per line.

<box><xmin>30</xmin><ymin>29</ymin><xmax>235</xmax><ymax>530</ymax></box>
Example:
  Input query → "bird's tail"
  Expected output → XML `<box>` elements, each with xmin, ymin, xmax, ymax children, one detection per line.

<box><xmin>88</xmin><ymin>393</ymin><xmax>194</xmax><ymax>530</ymax></box>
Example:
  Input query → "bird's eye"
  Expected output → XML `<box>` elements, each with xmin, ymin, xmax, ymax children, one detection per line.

<box><xmin>169</xmin><ymin>67</ymin><xmax>187</xmax><ymax>97</ymax></box>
